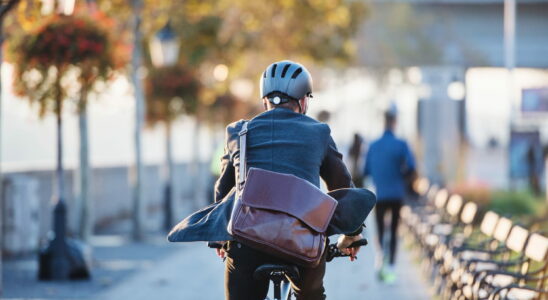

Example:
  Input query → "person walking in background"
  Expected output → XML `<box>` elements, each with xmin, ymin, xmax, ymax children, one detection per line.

<box><xmin>348</xmin><ymin>133</ymin><xmax>365</xmax><ymax>188</ymax></box>
<box><xmin>363</xmin><ymin>106</ymin><xmax>416</xmax><ymax>284</ymax></box>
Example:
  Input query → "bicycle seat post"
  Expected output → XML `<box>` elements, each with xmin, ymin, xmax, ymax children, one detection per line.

<box><xmin>254</xmin><ymin>264</ymin><xmax>299</xmax><ymax>300</ymax></box>
<box><xmin>271</xmin><ymin>271</ymin><xmax>284</xmax><ymax>300</ymax></box>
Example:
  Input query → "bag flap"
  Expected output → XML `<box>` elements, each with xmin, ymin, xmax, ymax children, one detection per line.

<box><xmin>326</xmin><ymin>188</ymin><xmax>376</xmax><ymax>236</ymax></box>
<box><xmin>240</xmin><ymin>168</ymin><xmax>338</xmax><ymax>233</ymax></box>
<box><xmin>167</xmin><ymin>188</ymin><xmax>236</xmax><ymax>242</ymax></box>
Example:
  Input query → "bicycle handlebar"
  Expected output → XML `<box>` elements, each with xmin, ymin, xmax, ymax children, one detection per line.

<box><xmin>326</xmin><ymin>238</ymin><xmax>368</xmax><ymax>262</ymax></box>
<box><xmin>208</xmin><ymin>238</ymin><xmax>368</xmax><ymax>263</ymax></box>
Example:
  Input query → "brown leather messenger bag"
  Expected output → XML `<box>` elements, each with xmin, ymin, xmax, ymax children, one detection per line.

<box><xmin>227</xmin><ymin>121</ymin><xmax>338</xmax><ymax>267</ymax></box>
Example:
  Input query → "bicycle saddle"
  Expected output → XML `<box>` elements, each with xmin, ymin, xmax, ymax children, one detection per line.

<box><xmin>253</xmin><ymin>264</ymin><xmax>300</xmax><ymax>281</ymax></box>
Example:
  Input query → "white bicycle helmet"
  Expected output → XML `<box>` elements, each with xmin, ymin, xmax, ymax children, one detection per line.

<box><xmin>259</xmin><ymin>60</ymin><xmax>313</xmax><ymax>106</ymax></box>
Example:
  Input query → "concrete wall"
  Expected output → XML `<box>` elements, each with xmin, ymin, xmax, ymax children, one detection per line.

<box><xmin>1</xmin><ymin>162</ymin><xmax>210</xmax><ymax>255</ymax></box>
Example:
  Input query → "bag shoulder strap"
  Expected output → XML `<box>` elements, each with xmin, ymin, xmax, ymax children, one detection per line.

<box><xmin>238</xmin><ymin>121</ymin><xmax>249</xmax><ymax>190</ymax></box>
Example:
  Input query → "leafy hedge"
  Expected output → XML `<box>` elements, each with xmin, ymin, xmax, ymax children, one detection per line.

<box><xmin>487</xmin><ymin>191</ymin><xmax>543</xmax><ymax>217</ymax></box>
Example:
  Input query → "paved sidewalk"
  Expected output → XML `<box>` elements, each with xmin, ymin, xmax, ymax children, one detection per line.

<box><xmin>325</xmin><ymin>237</ymin><xmax>431</xmax><ymax>299</ymax></box>
<box><xmin>2</xmin><ymin>234</ymin><xmax>178</xmax><ymax>299</ymax></box>
<box><xmin>96</xmin><ymin>233</ymin><xmax>431</xmax><ymax>299</ymax></box>
<box><xmin>95</xmin><ymin>241</ymin><xmax>225</xmax><ymax>300</ymax></box>
<box><xmin>3</xmin><ymin>224</ymin><xmax>431</xmax><ymax>299</ymax></box>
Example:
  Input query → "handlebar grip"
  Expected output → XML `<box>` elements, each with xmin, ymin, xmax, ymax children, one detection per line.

<box><xmin>348</xmin><ymin>239</ymin><xmax>368</xmax><ymax>248</ymax></box>
<box><xmin>208</xmin><ymin>242</ymin><xmax>223</xmax><ymax>249</ymax></box>
<box><xmin>326</xmin><ymin>238</ymin><xmax>368</xmax><ymax>262</ymax></box>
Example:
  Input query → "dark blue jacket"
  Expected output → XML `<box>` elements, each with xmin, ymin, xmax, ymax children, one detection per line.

<box><xmin>168</xmin><ymin>108</ymin><xmax>376</xmax><ymax>242</ymax></box>
<box><xmin>363</xmin><ymin>130</ymin><xmax>415</xmax><ymax>201</ymax></box>
<box><xmin>215</xmin><ymin>108</ymin><xmax>354</xmax><ymax>201</ymax></box>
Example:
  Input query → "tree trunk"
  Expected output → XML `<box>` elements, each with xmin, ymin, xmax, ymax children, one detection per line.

<box><xmin>54</xmin><ymin>96</ymin><xmax>66</xmax><ymax>237</ymax></box>
<box><xmin>76</xmin><ymin>96</ymin><xmax>92</xmax><ymax>241</ymax></box>
<box><xmin>75</xmin><ymin>0</ymin><xmax>96</xmax><ymax>243</ymax></box>
<box><xmin>130</xmin><ymin>0</ymin><xmax>145</xmax><ymax>241</ymax></box>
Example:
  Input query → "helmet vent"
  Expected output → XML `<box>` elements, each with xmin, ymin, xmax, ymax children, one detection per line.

<box><xmin>281</xmin><ymin>64</ymin><xmax>291</xmax><ymax>78</ymax></box>
<box><xmin>263</xmin><ymin>71</ymin><xmax>266</xmax><ymax>78</ymax></box>
<box><xmin>271</xmin><ymin>64</ymin><xmax>278</xmax><ymax>77</ymax></box>
<box><xmin>291</xmin><ymin>68</ymin><xmax>302</xmax><ymax>79</ymax></box>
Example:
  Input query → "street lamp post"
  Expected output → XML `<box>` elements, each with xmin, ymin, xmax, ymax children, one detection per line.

<box><xmin>37</xmin><ymin>0</ymin><xmax>91</xmax><ymax>281</ymax></box>
<box><xmin>149</xmin><ymin>22</ymin><xmax>180</xmax><ymax>231</ymax></box>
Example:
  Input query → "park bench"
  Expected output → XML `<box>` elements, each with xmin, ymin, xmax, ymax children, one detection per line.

<box><xmin>403</xmin><ymin>188</ymin><xmax>482</xmax><ymax>286</ymax></box>
<box><xmin>401</xmin><ymin>187</ymin><xmax>462</xmax><ymax>260</ymax></box>
<box><xmin>441</xmin><ymin>216</ymin><xmax>517</xmax><ymax>299</ymax></box>
<box><xmin>403</xmin><ymin>188</ymin><xmax>450</xmax><ymax>266</ymax></box>
<box><xmin>452</xmin><ymin>211</ymin><xmax>502</xmax><ymax>252</ymax></box>
<box><xmin>427</xmin><ymin>200</ymin><xmax>478</xmax><ymax>289</ymax></box>
<box><xmin>438</xmin><ymin>211</ymin><xmax>501</xmax><ymax>288</ymax></box>
<box><xmin>419</xmin><ymin>194</ymin><xmax>466</xmax><ymax>275</ymax></box>
<box><xmin>400</xmin><ymin>181</ymin><xmax>548</xmax><ymax>300</ymax></box>
<box><xmin>463</xmin><ymin>231</ymin><xmax>548</xmax><ymax>300</ymax></box>
<box><xmin>401</xmin><ymin>184</ymin><xmax>440</xmax><ymax>229</ymax></box>
<box><xmin>400</xmin><ymin>185</ymin><xmax>443</xmax><ymax>252</ymax></box>
<box><xmin>455</xmin><ymin>224</ymin><xmax>533</xmax><ymax>299</ymax></box>
<box><xmin>412</xmin><ymin>189</ymin><xmax>451</xmax><ymax>247</ymax></box>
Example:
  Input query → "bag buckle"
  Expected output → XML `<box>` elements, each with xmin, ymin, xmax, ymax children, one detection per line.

<box><xmin>239</xmin><ymin>121</ymin><xmax>249</xmax><ymax>136</ymax></box>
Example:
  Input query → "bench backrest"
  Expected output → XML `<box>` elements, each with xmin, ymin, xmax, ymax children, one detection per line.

<box><xmin>480</xmin><ymin>211</ymin><xmax>500</xmax><ymax>236</ymax></box>
<box><xmin>414</xmin><ymin>177</ymin><xmax>430</xmax><ymax>196</ymax></box>
<box><xmin>435</xmin><ymin>189</ymin><xmax>449</xmax><ymax>209</ymax></box>
<box><xmin>427</xmin><ymin>185</ymin><xmax>439</xmax><ymax>205</ymax></box>
<box><xmin>446</xmin><ymin>195</ymin><xmax>464</xmax><ymax>218</ymax></box>
<box><xmin>505</xmin><ymin>225</ymin><xmax>529</xmax><ymax>253</ymax></box>
<box><xmin>460</xmin><ymin>202</ymin><xmax>478</xmax><ymax>225</ymax></box>
<box><xmin>525</xmin><ymin>233</ymin><xmax>548</xmax><ymax>262</ymax></box>
<box><xmin>493</xmin><ymin>217</ymin><xmax>513</xmax><ymax>242</ymax></box>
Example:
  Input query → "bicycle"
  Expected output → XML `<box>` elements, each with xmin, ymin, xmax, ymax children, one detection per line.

<box><xmin>211</xmin><ymin>239</ymin><xmax>368</xmax><ymax>300</ymax></box>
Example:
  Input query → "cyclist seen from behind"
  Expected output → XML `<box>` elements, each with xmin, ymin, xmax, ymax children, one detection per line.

<box><xmin>213</xmin><ymin>61</ymin><xmax>364</xmax><ymax>300</ymax></box>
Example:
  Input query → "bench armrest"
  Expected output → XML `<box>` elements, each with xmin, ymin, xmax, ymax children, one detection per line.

<box><xmin>464</xmin><ymin>256</ymin><xmax>523</xmax><ymax>270</ymax></box>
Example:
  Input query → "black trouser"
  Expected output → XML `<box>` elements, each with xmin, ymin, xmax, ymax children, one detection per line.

<box><xmin>374</xmin><ymin>200</ymin><xmax>402</xmax><ymax>265</ymax></box>
<box><xmin>224</xmin><ymin>241</ymin><xmax>327</xmax><ymax>300</ymax></box>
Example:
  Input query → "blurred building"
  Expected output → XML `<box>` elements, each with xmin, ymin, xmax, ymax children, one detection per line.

<box><xmin>352</xmin><ymin>0</ymin><xmax>548</xmax><ymax>187</ymax></box>
<box><xmin>359</xmin><ymin>0</ymin><xmax>548</xmax><ymax>68</ymax></box>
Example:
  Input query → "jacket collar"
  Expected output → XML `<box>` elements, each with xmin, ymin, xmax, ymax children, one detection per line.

<box><xmin>383</xmin><ymin>129</ymin><xmax>394</xmax><ymax>137</ymax></box>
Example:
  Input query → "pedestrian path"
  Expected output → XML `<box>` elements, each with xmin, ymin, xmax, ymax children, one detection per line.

<box><xmin>95</xmin><ymin>241</ymin><xmax>225</xmax><ymax>299</ymax></box>
<box><xmin>325</xmin><ymin>237</ymin><xmax>431</xmax><ymax>299</ymax></box>
<box><xmin>96</xmin><ymin>235</ymin><xmax>431</xmax><ymax>299</ymax></box>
